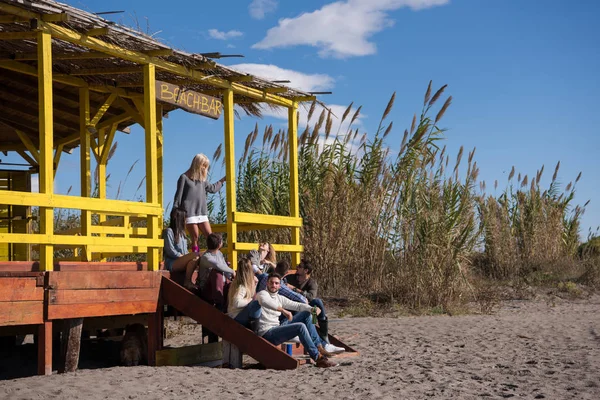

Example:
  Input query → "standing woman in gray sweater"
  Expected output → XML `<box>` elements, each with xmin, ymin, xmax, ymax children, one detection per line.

<box><xmin>173</xmin><ymin>153</ymin><xmax>225</xmax><ymax>253</ymax></box>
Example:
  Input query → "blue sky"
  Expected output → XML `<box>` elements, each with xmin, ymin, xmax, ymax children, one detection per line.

<box><xmin>5</xmin><ymin>0</ymin><xmax>599</xmax><ymax>237</ymax></box>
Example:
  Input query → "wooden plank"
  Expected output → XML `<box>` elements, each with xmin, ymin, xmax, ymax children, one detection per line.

<box><xmin>0</xmin><ymin>261</ymin><xmax>161</xmax><ymax>272</ymax></box>
<box><xmin>156</xmin><ymin>342</ymin><xmax>222</xmax><ymax>367</ymax></box>
<box><xmin>38</xmin><ymin>321</ymin><xmax>53</xmax><ymax>375</ymax></box>
<box><xmin>161</xmin><ymin>277</ymin><xmax>298</xmax><ymax>370</ymax></box>
<box><xmin>47</xmin><ymin>300</ymin><xmax>157</xmax><ymax>319</ymax></box>
<box><xmin>0</xmin><ymin>277</ymin><xmax>44</xmax><ymax>301</ymax></box>
<box><xmin>48</xmin><ymin>271</ymin><xmax>159</xmax><ymax>290</ymax></box>
<box><xmin>0</xmin><ymin>301</ymin><xmax>43</xmax><ymax>325</ymax></box>
<box><xmin>48</xmin><ymin>288</ymin><xmax>160</xmax><ymax>304</ymax></box>
<box><xmin>328</xmin><ymin>334</ymin><xmax>360</xmax><ymax>354</ymax></box>
<box><xmin>155</xmin><ymin>80</ymin><xmax>222</xmax><ymax>119</ymax></box>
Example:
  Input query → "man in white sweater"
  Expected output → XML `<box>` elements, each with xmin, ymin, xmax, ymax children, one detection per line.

<box><xmin>257</xmin><ymin>273</ymin><xmax>338</xmax><ymax>368</ymax></box>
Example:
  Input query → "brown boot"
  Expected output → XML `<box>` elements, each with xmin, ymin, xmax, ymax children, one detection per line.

<box><xmin>318</xmin><ymin>344</ymin><xmax>335</xmax><ymax>358</ymax></box>
<box><xmin>315</xmin><ymin>355</ymin><xmax>338</xmax><ymax>368</ymax></box>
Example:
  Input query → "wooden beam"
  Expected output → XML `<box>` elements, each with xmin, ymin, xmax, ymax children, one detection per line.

<box><xmin>80</xmin><ymin>87</ymin><xmax>92</xmax><ymax>261</ymax></box>
<box><xmin>227</xmin><ymin>75</ymin><xmax>253</xmax><ymax>82</ymax></box>
<box><xmin>0</xmin><ymin>31</ymin><xmax>38</xmax><ymax>40</ymax></box>
<box><xmin>89</xmin><ymin>92</ymin><xmax>118</xmax><ymax>126</ymax></box>
<box><xmin>69</xmin><ymin>66</ymin><xmax>143</xmax><ymax>76</ymax></box>
<box><xmin>0</xmin><ymin>59</ymin><xmax>88</xmax><ymax>87</ymax></box>
<box><xmin>143</xmin><ymin>49</ymin><xmax>173</xmax><ymax>57</ymax></box>
<box><xmin>85</xmin><ymin>27</ymin><xmax>110</xmax><ymax>37</ymax></box>
<box><xmin>15</xmin><ymin>129</ymin><xmax>39</xmax><ymax>163</ymax></box>
<box><xmin>13</xmin><ymin>50</ymin><xmax>113</xmax><ymax>61</ymax></box>
<box><xmin>47</xmin><ymin>271</ymin><xmax>160</xmax><ymax>290</ymax></box>
<box><xmin>16</xmin><ymin>150</ymin><xmax>38</xmax><ymax>167</ymax></box>
<box><xmin>265</xmin><ymin>87</ymin><xmax>288</xmax><ymax>94</ymax></box>
<box><xmin>48</xmin><ymin>301</ymin><xmax>158</xmax><ymax>319</ymax></box>
<box><xmin>223</xmin><ymin>88</ymin><xmax>237</xmax><ymax>268</ymax></box>
<box><xmin>99</xmin><ymin>124</ymin><xmax>117</xmax><ymax>165</ymax></box>
<box><xmin>232</xmin><ymin>211</ymin><xmax>302</xmax><ymax>227</ymax></box>
<box><xmin>39</xmin><ymin>21</ymin><xmax>295</xmax><ymax>107</ymax></box>
<box><xmin>38</xmin><ymin>30</ymin><xmax>54</xmax><ymax>271</ymax></box>
<box><xmin>233</xmin><ymin>242</ymin><xmax>304</xmax><ymax>253</ymax></box>
<box><xmin>292</xmin><ymin>95</ymin><xmax>317</xmax><ymax>102</ymax></box>
<box><xmin>60</xmin><ymin>318</ymin><xmax>83</xmax><ymax>373</ymax></box>
<box><xmin>38</xmin><ymin>321</ymin><xmax>53</xmax><ymax>375</ymax></box>
<box><xmin>144</xmin><ymin>63</ymin><xmax>160</xmax><ymax>271</ymax></box>
<box><xmin>288</xmin><ymin>102</ymin><xmax>301</xmax><ymax>266</ymax></box>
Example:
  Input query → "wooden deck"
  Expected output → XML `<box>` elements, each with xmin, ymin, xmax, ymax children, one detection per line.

<box><xmin>0</xmin><ymin>261</ymin><xmax>358</xmax><ymax>376</ymax></box>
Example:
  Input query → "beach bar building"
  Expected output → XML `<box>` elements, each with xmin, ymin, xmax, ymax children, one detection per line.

<box><xmin>0</xmin><ymin>0</ymin><xmax>335</xmax><ymax>374</ymax></box>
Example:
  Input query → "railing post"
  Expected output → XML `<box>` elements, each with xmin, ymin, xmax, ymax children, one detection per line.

<box><xmin>37</xmin><ymin>30</ymin><xmax>53</xmax><ymax>271</ymax></box>
<box><xmin>223</xmin><ymin>88</ymin><xmax>237</xmax><ymax>268</ymax></box>
<box><xmin>144</xmin><ymin>63</ymin><xmax>160</xmax><ymax>271</ymax></box>
<box><xmin>288</xmin><ymin>102</ymin><xmax>301</xmax><ymax>267</ymax></box>
<box><xmin>79</xmin><ymin>87</ymin><xmax>92</xmax><ymax>261</ymax></box>
<box><xmin>157</xmin><ymin>104</ymin><xmax>164</xmax><ymax>230</ymax></box>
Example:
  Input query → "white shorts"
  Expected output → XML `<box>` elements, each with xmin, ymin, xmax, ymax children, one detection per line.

<box><xmin>185</xmin><ymin>215</ymin><xmax>209</xmax><ymax>224</ymax></box>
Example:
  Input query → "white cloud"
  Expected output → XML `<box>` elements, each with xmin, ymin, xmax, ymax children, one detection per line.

<box><xmin>253</xmin><ymin>0</ymin><xmax>450</xmax><ymax>58</ymax></box>
<box><xmin>249</xmin><ymin>0</ymin><xmax>278</xmax><ymax>19</ymax></box>
<box><xmin>208</xmin><ymin>29</ymin><xmax>243</xmax><ymax>40</ymax></box>
<box><xmin>229</xmin><ymin>63</ymin><xmax>334</xmax><ymax>92</ymax></box>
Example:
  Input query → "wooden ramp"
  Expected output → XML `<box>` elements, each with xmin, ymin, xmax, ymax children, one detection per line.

<box><xmin>160</xmin><ymin>276</ymin><xmax>299</xmax><ymax>370</ymax></box>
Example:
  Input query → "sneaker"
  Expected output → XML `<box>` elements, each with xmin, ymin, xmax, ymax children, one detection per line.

<box><xmin>324</xmin><ymin>343</ymin><xmax>346</xmax><ymax>354</ymax></box>
<box><xmin>317</xmin><ymin>344</ymin><xmax>335</xmax><ymax>358</ymax></box>
<box><xmin>315</xmin><ymin>355</ymin><xmax>338</xmax><ymax>368</ymax></box>
<box><xmin>287</xmin><ymin>336</ymin><xmax>301</xmax><ymax>343</ymax></box>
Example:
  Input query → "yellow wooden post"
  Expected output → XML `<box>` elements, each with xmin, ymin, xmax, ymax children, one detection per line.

<box><xmin>223</xmin><ymin>89</ymin><xmax>237</xmax><ymax>268</ymax></box>
<box><xmin>37</xmin><ymin>31</ymin><xmax>53</xmax><ymax>271</ymax></box>
<box><xmin>144</xmin><ymin>63</ymin><xmax>160</xmax><ymax>271</ymax></box>
<box><xmin>157</xmin><ymin>104</ymin><xmax>164</xmax><ymax>230</ymax></box>
<box><xmin>288</xmin><ymin>102</ymin><xmax>301</xmax><ymax>267</ymax></box>
<box><xmin>79</xmin><ymin>87</ymin><xmax>92</xmax><ymax>261</ymax></box>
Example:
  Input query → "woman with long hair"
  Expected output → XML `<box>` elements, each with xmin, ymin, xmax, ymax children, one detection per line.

<box><xmin>227</xmin><ymin>257</ymin><xmax>261</xmax><ymax>329</ymax></box>
<box><xmin>173</xmin><ymin>153</ymin><xmax>225</xmax><ymax>252</ymax></box>
<box><xmin>249</xmin><ymin>242</ymin><xmax>277</xmax><ymax>273</ymax></box>
<box><xmin>163</xmin><ymin>207</ymin><xmax>199</xmax><ymax>290</ymax></box>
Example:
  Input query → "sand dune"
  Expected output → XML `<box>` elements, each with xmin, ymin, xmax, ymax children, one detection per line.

<box><xmin>1</xmin><ymin>295</ymin><xmax>599</xmax><ymax>399</ymax></box>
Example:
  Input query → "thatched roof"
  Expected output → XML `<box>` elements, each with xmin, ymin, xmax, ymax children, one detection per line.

<box><xmin>0</xmin><ymin>0</ymin><xmax>314</xmax><ymax>153</ymax></box>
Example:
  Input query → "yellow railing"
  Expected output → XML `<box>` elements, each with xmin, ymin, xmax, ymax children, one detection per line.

<box><xmin>0</xmin><ymin>190</ymin><xmax>163</xmax><ymax>264</ymax></box>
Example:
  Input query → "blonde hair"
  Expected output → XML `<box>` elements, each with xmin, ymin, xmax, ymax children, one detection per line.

<box><xmin>185</xmin><ymin>153</ymin><xmax>209</xmax><ymax>181</ymax></box>
<box><xmin>262</xmin><ymin>242</ymin><xmax>277</xmax><ymax>264</ymax></box>
<box><xmin>228</xmin><ymin>258</ymin><xmax>256</xmax><ymax>306</ymax></box>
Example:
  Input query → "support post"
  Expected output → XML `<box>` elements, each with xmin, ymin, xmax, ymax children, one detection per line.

<box><xmin>79</xmin><ymin>87</ymin><xmax>92</xmax><ymax>261</ymax></box>
<box><xmin>288</xmin><ymin>102</ymin><xmax>301</xmax><ymax>267</ymax></box>
<box><xmin>223</xmin><ymin>88</ymin><xmax>237</xmax><ymax>268</ymax></box>
<box><xmin>96</xmin><ymin>128</ymin><xmax>107</xmax><ymax>261</ymax></box>
<box><xmin>37</xmin><ymin>30</ymin><xmax>54</xmax><ymax>271</ymax></box>
<box><xmin>37</xmin><ymin>321</ymin><xmax>52</xmax><ymax>375</ymax></box>
<box><xmin>157</xmin><ymin>104</ymin><xmax>164</xmax><ymax>229</ymax></box>
<box><xmin>60</xmin><ymin>318</ymin><xmax>83</xmax><ymax>373</ymax></box>
<box><xmin>144</xmin><ymin>63</ymin><xmax>160</xmax><ymax>271</ymax></box>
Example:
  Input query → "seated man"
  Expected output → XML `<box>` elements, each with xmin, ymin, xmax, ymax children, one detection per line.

<box><xmin>255</xmin><ymin>262</ymin><xmax>308</xmax><ymax>304</ymax></box>
<box><xmin>283</xmin><ymin>260</ymin><xmax>344</xmax><ymax>353</ymax></box>
<box><xmin>256</xmin><ymin>273</ymin><xmax>338</xmax><ymax>368</ymax></box>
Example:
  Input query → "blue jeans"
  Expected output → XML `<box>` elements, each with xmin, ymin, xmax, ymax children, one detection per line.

<box><xmin>233</xmin><ymin>300</ymin><xmax>262</xmax><ymax>327</ymax></box>
<box><xmin>262</xmin><ymin>311</ymin><xmax>324</xmax><ymax>361</ymax></box>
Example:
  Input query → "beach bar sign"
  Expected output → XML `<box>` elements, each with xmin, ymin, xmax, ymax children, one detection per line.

<box><xmin>155</xmin><ymin>80</ymin><xmax>222</xmax><ymax>119</ymax></box>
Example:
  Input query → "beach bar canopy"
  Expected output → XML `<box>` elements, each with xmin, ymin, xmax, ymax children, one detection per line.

<box><xmin>0</xmin><ymin>0</ymin><xmax>323</xmax><ymax>374</ymax></box>
<box><xmin>0</xmin><ymin>0</ymin><xmax>315</xmax><ymax>271</ymax></box>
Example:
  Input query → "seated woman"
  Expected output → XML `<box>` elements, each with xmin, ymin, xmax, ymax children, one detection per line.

<box><xmin>227</xmin><ymin>257</ymin><xmax>261</xmax><ymax>331</ymax></box>
<box><xmin>163</xmin><ymin>207</ymin><xmax>199</xmax><ymax>290</ymax></box>
<box><xmin>248</xmin><ymin>242</ymin><xmax>277</xmax><ymax>274</ymax></box>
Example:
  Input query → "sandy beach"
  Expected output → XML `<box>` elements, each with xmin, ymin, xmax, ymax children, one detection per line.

<box><xmin>1</xmin><ymin>294</ymin><xmax>599</xmax><ymax>400</ymax></box>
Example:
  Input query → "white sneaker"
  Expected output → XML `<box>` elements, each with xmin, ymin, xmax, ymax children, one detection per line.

<box><xmin>288</xmin><ymin>336</ymin><xmax>301</xmax><ymax>343</ymax></box>
<box><xmin>324</xmin><ymin>343</ymin><xmax>345</xmax><ymax>354</ymax></box>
